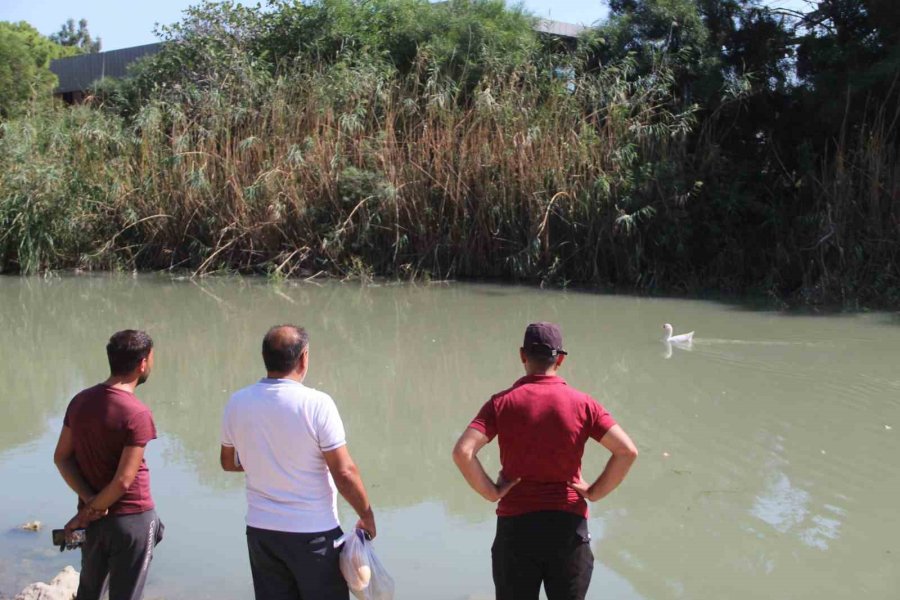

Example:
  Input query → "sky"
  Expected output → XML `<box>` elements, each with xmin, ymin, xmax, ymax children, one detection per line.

<box><xmin>1</xmin><ymin>0</ymin><xmax>813</xmax><ymax>52</ymax></box>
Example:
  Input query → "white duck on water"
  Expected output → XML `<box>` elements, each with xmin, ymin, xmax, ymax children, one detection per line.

<box><xmin>663</xmin><ymin>323</ymin><xmax>694</xmax><ymax>344</ymax></box>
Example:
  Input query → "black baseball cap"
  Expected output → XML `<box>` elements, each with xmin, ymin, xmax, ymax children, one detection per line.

<box><xmin>523</xmin><ymin>322</ymin><xmax>568</xmax><ymax>357</ymax></box>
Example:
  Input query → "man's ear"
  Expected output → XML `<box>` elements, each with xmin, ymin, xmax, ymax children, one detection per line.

<box><xmin>298</xmin><ymin>348</ymin><xmax>309</xmax><ymax>370</ymax></box>
<box><xmin>519</xmin><ymin>348</ymin><xmax>527</xmax><ymax>364</ymax></box>
<box><xmin>555</xmin><ymin>354</ymin><xmax>566</xmax><ymax>368</ymax></box>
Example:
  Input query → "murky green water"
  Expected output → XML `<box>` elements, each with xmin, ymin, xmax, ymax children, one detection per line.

<box><xmin>1</xmin><ymin>276</ymin><xmax>898</xmax><ymax>599</ymax></box>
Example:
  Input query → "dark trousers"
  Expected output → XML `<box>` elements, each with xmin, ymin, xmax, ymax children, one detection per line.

<box><xmin>246</xmin><ymin>525</ymin><xmax>348</xmax><ymax>600</ymax></box>
<box><xmin>492</xmin><ymin>511</ymin><xmax>594</xmax><ymax>600</ymax></box>
<box><xmin>77</xmin><ymin>509</ymin><xmax>163</xmax><ymax>600</ymax></box>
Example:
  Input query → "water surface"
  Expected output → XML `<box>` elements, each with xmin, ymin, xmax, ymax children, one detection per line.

<box><xmin>1</xmin><ymin>276</ymin><xmax>898</xmax><ymax>598</ymax></box>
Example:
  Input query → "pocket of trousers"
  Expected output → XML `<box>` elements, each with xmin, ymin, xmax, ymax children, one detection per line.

<box><xmin>308</xmin><ymin>535</ymin><xmax>331</xmax><ymax>557</ymax></box>
<box><xmin>155</xmin><ymin>519</ymin><xmax>165</xmax><ymax>546</ymax></box>
<box><xmin>575</xmin><ymin>520</ymin><xmax>591</xmax><ymax>545</ymax></box>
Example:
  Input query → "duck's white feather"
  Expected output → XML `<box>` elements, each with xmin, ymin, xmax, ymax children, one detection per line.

<box><xmin>663</xmin><ymin>323</ymin><xmax>694</xmax><ymax>343</ymax></box>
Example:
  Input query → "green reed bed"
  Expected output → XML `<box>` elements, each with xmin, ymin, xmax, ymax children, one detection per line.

<box><xmin>1</xmin><ymin>0</ymin><xmax>898</xmax><ymax>307</ymax></box>
<box><xmin>0</xmin><ymin>54</ymin><xmax>694</xmax><ymax>284</ymax></box>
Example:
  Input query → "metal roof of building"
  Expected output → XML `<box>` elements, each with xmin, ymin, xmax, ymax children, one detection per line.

<box><xmin>50</xmin><ymin>43</ymin><xmax>162</xmax><ymax>94</ymax></box>
<box><xmin>534</xmin><ymin>19</ymin><xmax>588</xmax><ymax>38</ymax></box>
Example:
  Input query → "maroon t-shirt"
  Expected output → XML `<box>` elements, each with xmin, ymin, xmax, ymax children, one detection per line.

<box><xmin>469</xmin><ymin>374</ymin><xmax>616</xmax><ymax>518</ymax></box>
<box><xmin>63</xmin><ymin>384</ymin><xmax>157</xmax><ymax>515</ymax></box>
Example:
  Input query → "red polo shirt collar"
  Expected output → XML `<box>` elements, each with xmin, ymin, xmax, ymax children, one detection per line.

<box><xmin>514</xmin><ymin>374</ymin><xmax>568</xmax><ymax>386</ymax></box>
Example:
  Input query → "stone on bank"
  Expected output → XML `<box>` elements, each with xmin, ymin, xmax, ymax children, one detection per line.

<box><xmin>14</xmin><ymin>567</ymin><xmax>78</xmax><ymax>600</ymax></box>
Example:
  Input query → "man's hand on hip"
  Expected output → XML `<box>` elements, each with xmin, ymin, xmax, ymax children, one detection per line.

<box><xmin>567</xmin><ymin>477</ymin><xmax>593</xmax><ymax>501</ymax></box>
<box><xmin>494</xmin><ymin>471</ymin><xmax>521</xmax><ymax>501</ymax></box>
<box><xmin>570</xmin><ymin>425</ymin><xmax>639</xmax><ymax>502</ymax></box>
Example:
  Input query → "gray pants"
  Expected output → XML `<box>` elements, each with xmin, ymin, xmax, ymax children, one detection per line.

<box><xmin>77</xmin><ymin>509</ymin><xmax>163</xmax><ymax>600</ymax></box>
<box><xmin>246</xmin><ymin>525</ymin><xmax>348</xmax><ymax>600</ymax></box>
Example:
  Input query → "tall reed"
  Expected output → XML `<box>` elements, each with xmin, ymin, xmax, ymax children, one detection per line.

<box><xmin>1</xmin><ymin>54</ymin><xmax>694</xmax><ymax>285</ymax></box>
<box><xmin>807</xmin><ymin>84</ymin><xmax>900</xmax><ymax>304</ymax></box>
<box><xmin>1</xmin><ymin>26</ymin><xmax>897</xmax><ymax>306</ymax></box>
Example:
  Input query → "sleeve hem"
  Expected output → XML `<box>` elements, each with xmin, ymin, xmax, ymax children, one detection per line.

<box><xmin>468</xmin><ymin>422</ymin><xmax>496</xmax><ymax>441</ymax></box>
<box><xmin>321</xmin><ymin>439</ymin><xmax>347</xmax><ymax>452</ymax></box>
<box><xmin>468</xmin><ymin>422</ymin><xmax>488</xmax><ymax>434</ymax></box>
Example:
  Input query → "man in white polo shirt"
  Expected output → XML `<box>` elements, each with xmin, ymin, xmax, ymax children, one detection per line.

<box><xmin>220</xmin><ymin>325</ymin><xmax>376</xmax><ymax>600</ymax></box>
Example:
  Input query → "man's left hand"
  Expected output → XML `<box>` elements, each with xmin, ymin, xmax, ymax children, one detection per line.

<box><xmin>63</xmin><ymin>511</ymin><xmax>90</xmax><ymax>538</ymax></box>
<box><xmin>64</xmin><ymin>504</ymin><xmax>107</xmax><ymax>537</ymax></box>
<box><xmin>567</xmin><ymin>477</ymin><xmax>593</xmax><ymax>501</ymax></box>
<box><xmin>82</xmin><ymin>496</ymin><xmax>108</xmax><ymax>519</ymax></box>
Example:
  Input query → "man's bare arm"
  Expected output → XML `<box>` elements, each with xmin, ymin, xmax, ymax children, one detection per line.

<box><xmin>87</xmin><ymin>445</ymin><xmax>147</xmax><ymax>512</ymax></box>
<box><xmin>65</xmin><ymin>444</ymin><xmax>147</xmax><ymax>533</ymax></box>
<box><xmin>220</xmin><ymin>445</ymin><xmax>244</xmax><ymax>472</ymax></box>
<box><xmin>452</xmin><ymin>428</ymin><xmax>520</xmax><ymax>502</ymax></box>
<box><xmin>323</xmin><ymin>445</ymin><xmax>376</xmax><ymax>539</ymax></box>
<box><xmin>569</xmin><ymin>424</ymin><xmax>638</xmax><ymax>502</ymax></box>
<box><xmin>53</xmin><ymin>425</ymin><xmax>96</xmax><ymax>503</ymax></box>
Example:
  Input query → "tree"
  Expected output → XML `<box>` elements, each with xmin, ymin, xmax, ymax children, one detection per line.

<box><xmin>125</xmin><ymin>0</ymin><xmax>539</xmax><ymax>106</ymax></box>
<box><xmin>596</xmin><ymin>0</ymin><xmax>715</xmax><ymax>95</ymax></box>
<box><xmin>50</xmin><ymin>18</ymin><xmax>101</xmax><ymax>53</ymax></box>
<box><xmin>0</xmin><ymin>28</ymin><xmax>39</xmax><ymax>118</ymax></box>
<box><xmin>0</xmin><ymin>21</ymin><xmax>77</xmax><ymax>118</ymax></box>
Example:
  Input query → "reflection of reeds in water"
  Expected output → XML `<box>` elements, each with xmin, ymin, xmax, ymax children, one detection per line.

<box><xmin>0</xmin><ymin>276</ymin><xmax>519</xmax><ymax>513</ymax></box>
<box><xmin>4</xmin><ymin>278</ymin><xmax>900</xmax><ymax>599</ymax></box>
<box><xmin>0</xmin><ymin>277</ymin><xmax>116</xmax><ymax>453</ymax></box>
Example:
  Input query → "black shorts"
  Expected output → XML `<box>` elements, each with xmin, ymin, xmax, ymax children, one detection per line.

<box><xmin>246</xmin><ymin>525</ymin><xmax>347</xmax><ymax>600</ymax></box>
<box><xmin>492</xmin><ymin>511</ymin><xmax>594</xmax><ymax>600</ymax></box>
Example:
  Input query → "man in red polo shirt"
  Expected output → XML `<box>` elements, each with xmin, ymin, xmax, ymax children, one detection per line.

<box><xmin>452</xmin><ymin>322</ymin><xmax>638</xmax><ymax>600</ymax></box>
<box><xmin>53</xmin><ymin>330</ymin><xmax>163</xmax><ymax>600</ymax></box>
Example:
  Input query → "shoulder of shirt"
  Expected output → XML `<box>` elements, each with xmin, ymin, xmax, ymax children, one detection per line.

<box><xmin>224</xmin><ymin>383</ymin><xmax>259</xmax><ymax>407</ymax></box>
<box><xmin>116</xmin><ymin>391</ymin><xmax>153</xmax><ymax>415</ymax></box>
<box><xmin>125</xmin><ymin>406</ymin><xmax>154</xmax><ymax>424</ymax></box>
<box><xmin>73</xmin><ymin>384</ymin><xmax>144</xmax><ymax>404</ymax></box>
<box><xmin>565</xmin><ymin>385</ymin><xmax>593</xmax><ymax>400</ymax></box>
<box><xmin>227</xmin><ymin>381</ymin><xmax>335</xmax><ymax>405</ymax></box>
<box><xmin>302</xmin><ymin>385</ymin><xmax>336</xmax><ymax>407</ymax></box>
<box><xmin>489</xmin><ymin>382</ymin><xmax>522</xmax><ymax>402</ymax></box>
<box><xmin>574</xmin><ymin>389</ymin><xmax>605</xmax><ymax>410</ymax></box>
<box><xmin>537</xmin><ymin>382</ymin><xmax>596</xmax><ymax>406</ymax></box>
<box><xmin>71</xmin><ymin>383</ymin><xmax>104</xmax><ymax>399</ymax></box>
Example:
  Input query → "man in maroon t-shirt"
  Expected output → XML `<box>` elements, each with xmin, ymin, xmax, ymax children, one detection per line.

<box><xmin>452</xmin><ymin>322</ymin><xmax>638</xmax><ymax>600</ymax></box>
<box><xmin>53</xmin><ymin>330</ymin><xmax>163</xmax><ymax>600</ymax></box>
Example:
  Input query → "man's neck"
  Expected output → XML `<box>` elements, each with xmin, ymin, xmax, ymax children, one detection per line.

<box><xmin>266</xmin><ymin>372</ymin><xmax>304</xmax><ymax>383</ymax></box>
<box><xmin>524</xmin><ymin>369</ymin><xmax>558</xmax><ymax>377</ymax></box>
<box><xmin>103</xmin><ymin>376</ymin><xmax>139</xmax><ymax>394</ymax></box>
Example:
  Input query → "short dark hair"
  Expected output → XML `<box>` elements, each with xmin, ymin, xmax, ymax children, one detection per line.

<box><xmin>262</xmin><ymin>325</ymin><xmax>309</xmax><ymax>373</ymax></box>
<box><xmin>107</xmin><ymin>330</ymin><xmax>153</xmax><ymax>375</ymax></box>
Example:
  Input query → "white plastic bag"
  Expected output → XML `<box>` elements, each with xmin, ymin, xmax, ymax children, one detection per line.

<box><xmin>338</xmin><ymin>529</ymin><xmax>395</xmax><ymax>600</ymax></box>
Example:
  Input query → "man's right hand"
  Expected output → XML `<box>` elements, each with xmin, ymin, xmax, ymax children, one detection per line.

<box><xmin>356</xmin><ymin>509</ymin><xmax>376</xmax><ymax>540</ymax></box>
<box><xmin>63</xmin><ymin>511</ymin><xmax>90</xmax><ymax>538</ymax></box>
<box><xmin>494</xmin><ymin>471</ymin><xmax>521</xmax><ymax>501</ymax></box>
